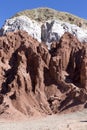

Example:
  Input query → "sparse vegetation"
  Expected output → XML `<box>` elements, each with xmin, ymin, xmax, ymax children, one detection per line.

<box><xmin>13</xmin><ymin>7</ymin><xmax>87</xmax><ymax>29</ymax></box>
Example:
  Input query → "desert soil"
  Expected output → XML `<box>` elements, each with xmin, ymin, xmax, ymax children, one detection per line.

<box><xmin>0</xmin><ymin>109</ymin><xmax>87</xmax><ymax>130</ymax></box>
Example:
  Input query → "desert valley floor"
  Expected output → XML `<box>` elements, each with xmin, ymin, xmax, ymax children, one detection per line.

<box><xmin>0</xmin><ymin>109</ymin><xmax>87</xmax><ymax>130</ymax></box>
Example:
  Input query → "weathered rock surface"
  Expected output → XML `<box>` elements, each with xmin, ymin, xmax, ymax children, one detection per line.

<box><xmin>41</xmin><ymin>20</ymin><xmax>87</xmax><ymax>49</ymax></box>
<box><xmin>13</xmin><ymin>7</ymin><xmax>87</xmax><ymax>30</ymax></box>
<box><xmin>1</xmin><ymin>16</ymin><xmax>41</xmax><ymax>42</ymax></box>
<box><xmin>1</xmin><ymin>16</ymin><xmax>87</xmax><ymax>49</ymax></box>
<box><xmin>0</xmin><ymin>30</ymin><xmax>87</xmax><ymax>118</ymax></box>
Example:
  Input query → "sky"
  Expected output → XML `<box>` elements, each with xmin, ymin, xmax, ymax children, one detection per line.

<box><xmin>0</xmin><ymin>0</ymin><xmax>87</xmax><ymax>28</ymax></box>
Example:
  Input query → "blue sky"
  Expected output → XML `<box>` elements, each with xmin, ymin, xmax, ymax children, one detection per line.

<box><xmin>0</xmin><ymin>0</ymin><xmax>87</xmax><ymax>28</ymax></box>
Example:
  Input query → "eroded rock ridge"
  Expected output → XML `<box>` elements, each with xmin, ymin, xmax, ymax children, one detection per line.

<box><xmin>1</xmin><ymin>16</ymin><xmax>87</xmax><ymax>49</ymax></box>
<box><xmin>0</xmin><ymin>31</ymin><xmax>87</xmax><ymax>117</ymax></box>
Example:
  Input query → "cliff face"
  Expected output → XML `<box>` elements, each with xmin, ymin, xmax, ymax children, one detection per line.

<box><xmin>0</xmin><ymin>31</ymin><xmax>87</xmax><ymax>117</ymax></box>
<box><xmin>0</xmin><ymin>8</ymin><xmax>87</xmax><ymax>118</ymax></box>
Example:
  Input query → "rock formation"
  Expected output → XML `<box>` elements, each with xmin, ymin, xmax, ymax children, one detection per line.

<box><xmin>41</xmin><ymin>20</ymin><xmax>87</xmax><ymax>48</ymax></box>
<box><xmin>0</xmin><ymin>7</ymin><xmax>87</xmax><ymax>118</ymax></box>
<box><xmin>0</xmin><ymin>30</ymin><xmax>87</xmax><ymax>118</ymax></box>
<box><xmin>1</xmin><ymin>16</ymin><xmax>41</xmax><ymax>42</ymax></box>
<box><xmin>1</xmin><ymin>15</ymin><xmax>87</xmax><ymax>49</ymax></box>
<box><xmin>13</xmin><ymin>8</ymin><xmax>87</xmax><ymax>30</ymax></box>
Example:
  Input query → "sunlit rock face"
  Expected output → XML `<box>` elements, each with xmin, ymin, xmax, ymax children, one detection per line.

<box><xmin>1</xmin><ymin>16</ymin><xmax>41</xmax><ymax>42</ymax></box>
<box><xmin>0</xmin><ymin>8</ymin><xmax>87</xmax><ymax>119</ymax></box>
<box><xmin>0</xmin><ymin>31</ymin><xmax>87</xmax><ymax>117</ymax></box>
<box><xmin>41</xmin><ymin>20</ymin><xmax>87</xmax><ymax>48</ymax></box>
<box><xmin>1</xmin><ymin>16</ymin><xmax>87</xmax><ymax>49</ymax></box>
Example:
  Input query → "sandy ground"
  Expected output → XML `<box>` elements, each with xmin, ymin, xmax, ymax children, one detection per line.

<box><xmin>0</xmin><ymin>109</ymin><xmax>87</xmax><ymax>130</ymax></box>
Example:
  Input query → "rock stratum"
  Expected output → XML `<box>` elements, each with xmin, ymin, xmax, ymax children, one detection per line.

<box><xmin>1</xmin><ymin>15</ymin><xmax>87</xmax><ymax>49</ymax></box>
<box><xmin>0</xmin><ymin>30</ymin><xmax>87</xmax><ymax>118</ymax></box>
<box><xmin>0</xmin><ymin>8</ymin><xmax>87</xmax><ymax>119</ymax></box>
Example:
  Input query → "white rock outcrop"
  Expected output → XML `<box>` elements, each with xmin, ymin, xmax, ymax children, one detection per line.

<box><xmin>1</xmin><ymin>16</ymin><xmax>41</xmax><ymax>42</ymax></box>
<box><xmin>41</xmin><ymin>20</ymin><xmax>87</xmax><ymax>48</ymax></box>
<box><xmin>1</xmin><ymin>16</ymin><xmax>87</xmax><ymax>49</ymax></box>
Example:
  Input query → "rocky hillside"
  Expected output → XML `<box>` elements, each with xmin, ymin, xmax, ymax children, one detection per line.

<box><xmin>1</xmin><ymin>8</ymin><xmax>87</xmax><ymax>50</ymax></box>
<box><xmin>0</xmin><ymin>8</ymin><xmax>87</xmax><ymax>118</ymax></box>
<box><xmin>13</xmin><ymin>8</ymin><xmax>87</xmax><ymax>29</ymax></box>
<box><xmin>0</xmin><ymin>31</ymin><xmax>87</xmax><ymax>118</ymax></box>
